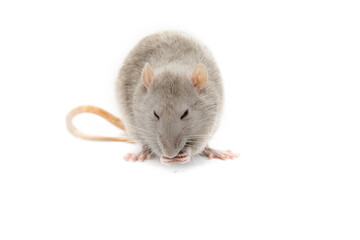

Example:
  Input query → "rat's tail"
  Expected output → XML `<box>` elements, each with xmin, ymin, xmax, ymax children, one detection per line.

<box><xmin>66</xmin><ymin>105</ymin><xmax>135</xmax><ymax>143</ymax></box>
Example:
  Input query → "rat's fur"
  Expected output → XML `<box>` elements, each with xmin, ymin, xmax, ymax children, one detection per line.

<box><xmin>116</xmin><ymin>31</ymin><xmax>223</xmax><ymax>160</ymax></box>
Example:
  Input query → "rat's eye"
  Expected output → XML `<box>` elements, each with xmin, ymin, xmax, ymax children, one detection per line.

<box><xmin>154</xmin><ymin>111</ymin><xmax>160</xmax><ymax>119</ymax></box>
<box><xmin>181</xmin><ymin>109</ymin><xmax>189</xmax><ymax>119</ymax></box>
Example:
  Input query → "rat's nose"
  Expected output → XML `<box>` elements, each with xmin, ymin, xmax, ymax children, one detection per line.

<box><xmin>163</xmin><ymin>149</ymin><xmax>179</xmax><ymax>159</ymax></box>
<box><xmin>159</xmin><ymin>134</ymin><xmax>184</xmax><ymax>158</ymax></box>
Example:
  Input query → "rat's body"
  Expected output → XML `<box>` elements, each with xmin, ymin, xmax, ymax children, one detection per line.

<box><xmin>116</xmin><ymin>31</ymin><xmax>238</xmax><ymax>164</ymax></box>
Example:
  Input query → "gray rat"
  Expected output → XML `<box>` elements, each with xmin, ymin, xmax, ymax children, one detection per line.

<box><xmin>116</xmin><ymin>31</ymin><xmax>238</xmax><ymax>164</ymax></box>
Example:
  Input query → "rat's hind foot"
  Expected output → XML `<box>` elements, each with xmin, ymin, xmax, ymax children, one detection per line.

<box><xmin>201</xmin><ymin>146</ymin><xmax>239</xmax><ymax>160</ymax></box>
<box><xmin>123</xmin><ymin>148</ymin><xmax>152</xmax><ymax>162</ymax></box>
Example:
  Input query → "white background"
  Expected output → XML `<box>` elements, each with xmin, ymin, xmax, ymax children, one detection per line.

<box><xmin>0</xmin><ymin>0</ymin><xmax>359</xmax><ymax>239</ymax></box>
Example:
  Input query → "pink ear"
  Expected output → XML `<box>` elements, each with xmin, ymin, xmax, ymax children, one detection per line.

<box><xmin>141</xmin><ymin>63</ymin><xmax>154</xmax><ymax>88</ymax></box>
<box><xmin>191</xmin><ymin>64</ymin><xmax>207</xmax><ymax>92</ymax></box>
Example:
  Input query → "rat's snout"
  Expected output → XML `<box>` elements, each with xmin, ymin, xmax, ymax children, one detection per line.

<box><xmin>163</xmin><ymin>148</ymin><xmax>179</xmax><ymax>159</ymax></box>
<box><xmin>159</xmin><ymin>134</ymin><xmax>186</xmax><ymax>159</ymax></box>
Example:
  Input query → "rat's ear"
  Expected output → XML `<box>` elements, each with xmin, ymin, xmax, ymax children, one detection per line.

<box><xmin>141</xmin><ymin>63</ymin><xmax>154</xmax><ymax>88</ymax></box>
<box><xmin>191</xmin><ymin>64</ymin><xmax>207</xmax><ymax>92</ymax></box>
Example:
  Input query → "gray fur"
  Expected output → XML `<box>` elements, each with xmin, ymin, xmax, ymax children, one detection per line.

<box><xmin>115</xmin><ymin>31</ymin><xmax>223</xmax><ymax>159</ymax></box>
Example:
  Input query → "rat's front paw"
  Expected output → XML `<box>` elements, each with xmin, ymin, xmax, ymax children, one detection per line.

<box><xmin>160</xmin><ymin>155</ymin><xmax>190</xmax><ymax>165</ymax></box>
<box><xmin>123</xmin><ymin>152</ymin><xmax>152</xmax><ymax>162</ymax></box>
<box><xmin>202</xmin><ymin>147</ymin><xmax>239</xmax><ymax>160</ymax></box>
<box><xmin>160</xmin><ymin>150</ymin><xmax>191</xmax><ymax>165</ymax></box>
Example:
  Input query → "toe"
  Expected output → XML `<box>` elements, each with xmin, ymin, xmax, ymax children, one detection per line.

<box><xmin>162</xmin><ymin>160</ymin><xmax>174</xmax><ymax>165</ymax></box>
<box><xmin>138</xmin><ymin>154</ymin><xmax>145</xmax><ymax>161</ymax></box>
<box><xmin>123</xmin><ymin>153</ymin><xmax>131</xmax><ymax>161</ymax></box>
<box><xmin>160</xmin><ymin>157</ymin><xmax>174</xmax><ymax>165</ymax></box>
<box><xmin>224</xmin><ymin>150</ymin><xmax>234</xmax><ymax>158</ymax></box>
<box><xmin>218</xmin><ymin>154</ymin><xmax>228</xmax><ymax>160</ymax></box>
<box><xmin>131</xmin><ymin>154</ymin><xmax>139</xmax><ymax>162</ymax></box>
<box><xmin>225</xmin><ymin>150</ymin><xmax>239</xmax><ymax>159</ymax></box>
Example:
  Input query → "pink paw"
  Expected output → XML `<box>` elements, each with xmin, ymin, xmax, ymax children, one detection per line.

<box><xmin>203</xmin><ymin>148</ymin><xmax>239</xmax><ymax>160</ymax></box>
<box><xmin>123</xmin><ymin>152</ymin><xmax>152</xmax><ymax>162</ymax></box>
<box><xmin>160</xmin><ymin>155</ymin><xmax>191</xmax><ymax>165</ymax></box>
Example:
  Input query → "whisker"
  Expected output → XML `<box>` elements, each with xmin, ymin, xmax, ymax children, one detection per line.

<box><xmin>188</xmin><ymin>135</ymin><xmax>212</xmax><ymax>137</ymax></box>
<box><xmin>140</xmin><ymin>137</ymin><xmax>159</xmax><ymax>140</ymax></box>
<box><xmin>125</xmin><ymin>123</ymin><xmax>153</xmax><ymax>134</ymax></box>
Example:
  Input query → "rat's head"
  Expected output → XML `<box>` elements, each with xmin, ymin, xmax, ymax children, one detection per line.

<box><xmin>133</xmin><ymin>63</ymin><xmax>218</xmax><ymax>163</ymax></box>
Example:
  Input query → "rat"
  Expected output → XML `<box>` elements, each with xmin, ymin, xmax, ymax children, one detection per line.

<box><xmin>115</xmin><ymin>31</ymin><xmax>239</xmax><ymax>164</ymax></box>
